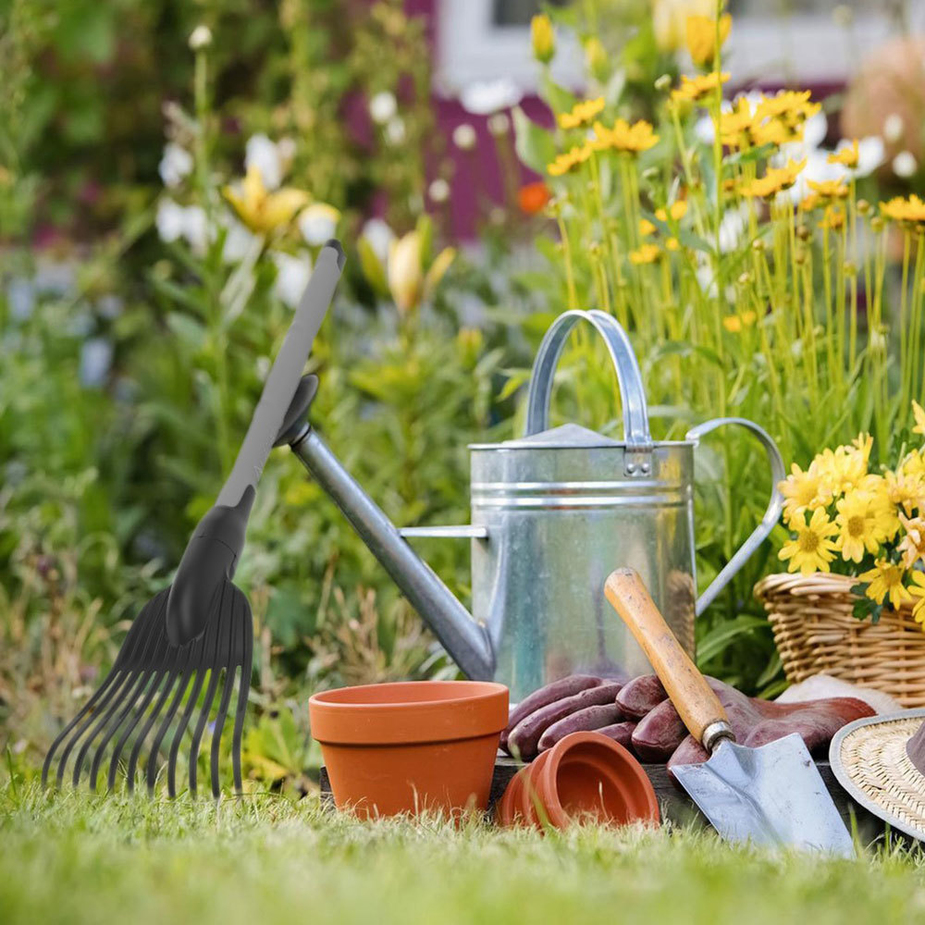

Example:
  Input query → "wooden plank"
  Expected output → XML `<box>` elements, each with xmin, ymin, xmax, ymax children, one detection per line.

<box><xmin>320</xmin><ymin>757</ymin><xmax>887</xmax><ymax>843</ymax></box>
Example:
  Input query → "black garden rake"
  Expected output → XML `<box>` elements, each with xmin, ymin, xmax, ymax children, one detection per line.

<box><xmin>42</xmin><ymin>240</ymin><xmax>345</xmax><ymax>798</ymax></box>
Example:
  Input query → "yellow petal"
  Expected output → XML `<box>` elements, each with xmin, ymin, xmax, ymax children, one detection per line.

<box><xmin>423</xmin><ymin>247</ymin><xmax>456</xmax><ymax>300</ymax></box>
<box><xmin>242</xmin><ymin>164</ymin><xmax>266</xmax><ymax>207</ymax></box>
<box><xmin>223</xmin><ymin>185</ymin><xmax>258</xmax><ymax>229</ymax></box>
<box><xmin>388</xmin><ymin>231</ymin><xmax>423</xmax><ymax>314</ymax></box>
<box><xmin>260</xmin><ymin>188</ymin><xmax>310</xmax><ymax>232</ymax></box>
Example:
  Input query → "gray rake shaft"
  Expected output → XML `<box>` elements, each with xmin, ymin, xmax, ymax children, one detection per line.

<box><xmin>42</xmin><ymin>582</ymin><xmax>252</xmax><ymax>798</ymax></box>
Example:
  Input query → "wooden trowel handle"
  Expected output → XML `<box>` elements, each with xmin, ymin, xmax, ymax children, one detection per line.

<box><xmin>605</xmin><ymin>568</ymin><xmax>734</xmax><ymax>752</ymax></box>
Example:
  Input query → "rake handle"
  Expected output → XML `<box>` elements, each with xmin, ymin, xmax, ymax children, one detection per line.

<box><xmin>604</xmin><ymin>568</ymin><xmax>733</xmax><ymax>752</ymax></box>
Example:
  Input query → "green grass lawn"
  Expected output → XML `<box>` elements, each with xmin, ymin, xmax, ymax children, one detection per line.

<box><xmin>3</xmin><ymin>780</ymin><xmax>925</xmax><ymax>925</ymax></box>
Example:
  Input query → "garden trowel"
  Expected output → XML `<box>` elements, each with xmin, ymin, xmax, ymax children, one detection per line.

<box><xmin>605</xmin><ymin>567</ymin><xmax>855</xmax><ymax>856</ymax></box>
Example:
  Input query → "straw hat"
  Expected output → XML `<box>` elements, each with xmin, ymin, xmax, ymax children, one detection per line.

<box><xmin>830</xmin><ymin>709</ymin><xmax>925</xmax><ymax>841</ymax></box>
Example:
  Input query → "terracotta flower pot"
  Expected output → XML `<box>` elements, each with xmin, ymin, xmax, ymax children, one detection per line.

<box><xmin>309</xmin><ymin>680</ymin><xmax>508</xmax><ymax>818</ymax></box>
<box><xmin>497</xmin><ymin>731</ymin><xmax>660</xmax><ymax>829</ymax></box>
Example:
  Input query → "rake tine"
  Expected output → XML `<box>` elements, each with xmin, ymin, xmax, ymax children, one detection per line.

<box><xmin>89</xmin><ymin>670</ymin><xmax>157</xmax><ymax>791</ymax></box>
<box><xmin>106</xmin><ymin>670</ymin><xmax>164</xmax><ymax>792</ymax></box>
<box><xmin>145</xmin><ymin>668</ymin><xmax>194</xmax><ymax>795</ymax></box>
<box><xmin>188</xmin><ymin>669</ymin><xmax>221</xmax><ymax>798</ymax></box>
<box><xmin>210</xmin><ymin>667</ymin><xmax>237</xmax><ymax>799</ymax></box>
<box><xmin>167</xmin><ymin>669</ymin><xmax>206</xmax><ymax>798</ymax></box>
<box><xmin>54</xmin><ymin>671</ymin><xmax>132</xmax><ymax>787</ymax></box>
<box><xmin>231</xmin><ymin>617</ymin><xmax>253</xmax><ymax>795</ymax></box>
<box><xmin>126</xmin><ymin>670</ymin><xmax>180</xmax><ymax>794</ymax></box>
<box><xmin>42</xmin><ymin>667</ymin><xmax>120</xmax><ymax>788</ymax></box>
<box><xmin>72</xmin><ymin>670</ymin><xmax>149</xmax><ymax>788</ymax></box>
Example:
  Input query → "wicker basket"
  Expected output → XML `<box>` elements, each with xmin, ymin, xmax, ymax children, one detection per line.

<box><xmin>755</xmin><ymin>572</ymin><xmax>925</xmax><ymax>708</ymax></box>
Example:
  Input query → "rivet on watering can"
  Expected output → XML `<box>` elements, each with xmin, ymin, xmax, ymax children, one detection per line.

<box><xmin>626</xmin><ymin>462</ymin><xmax>637</xmax><ymax>474</ymax></box>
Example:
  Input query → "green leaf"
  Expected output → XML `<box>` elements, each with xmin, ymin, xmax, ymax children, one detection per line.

<box><xmin>165</xmin><ymin>313</ymin><xmax>206</xmax><ymax>352</ymax></box>
<box><xmin>357</xmin><ymin>237</ymin><xmax>388</xmax><ymax>297</ymax></box>
<box><xmin>540</xmin><ymin>74</ymin><xmax>577</xmax><ymax>115</ymax></box>
<box><xmin>512</xmin><ymin>106</ymin><xmax>556</xmax><ymax>176</ymax></box>
<box><xmin>696</xmin><ymin>615</ymin><xmax>770</xmax><ymax>665</ymax></box>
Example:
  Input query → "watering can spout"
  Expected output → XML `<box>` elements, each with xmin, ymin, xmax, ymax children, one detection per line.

<box><xmin>288</xmin><ymin>426</ymin><xmax>497</xmax><ymax>681</ymax></box>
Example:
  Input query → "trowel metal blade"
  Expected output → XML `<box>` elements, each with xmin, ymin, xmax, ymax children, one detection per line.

<box><xmin>671</xmin><ymin>733</ymin><xmax>855</xmax><ymax>856</ymax></box>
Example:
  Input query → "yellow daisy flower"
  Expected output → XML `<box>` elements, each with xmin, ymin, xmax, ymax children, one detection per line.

<box><xmin>779</xmin><ymin>507</ymin><xmax>839</xmax><ymax>575</ymax></box>
<box><xmin>547</xmin><ymin>144</ymin><xmax>592</xmax><ymax>177</ymax></box>
<box><xmin>913</xmin><ymin>400</ymin><xmax>925</xmax><ymax>436</ymax></box>
<box><xmin>749</xmin><ymin>118</ymin><xmax>803</xmax><ymax>148</ymax></box>
<box><xmin>685</xmin><ymin>13</ymin><xmax>732</xmax><ymax>68</ymax></box>
<box><xmin>880</xmin><ymin>195</ymin><xmax>925</xmax><ymax>223</ymax></box>
<box><xmin>738</xmin><ymin>158</ymin><xmax>806</xmax><ymax>199</ymax></box>
<box><xmin>779</xmin><ymin>460</ymin><xmax>829</xmax><ymax>524</ymax></box>
<box><xmin>859</xmin><ymin>559</ymin><xmax>912</xmax><ymax>609</ymax></box>
<box><xmin>886</xmin><ymin>469</ymin><xmax>925</xmax><ymax>517</ymax></box>
<box><xmin>592</xmin><ymin>119</ymin><xmax>659</xmax><ymax>154</ymax></box>
<box><xmin>669</xmin><ymin>72</ymin><xmax>730</xmax><ymax>105</ymax></box>
<box><xmin>754</xmin><ymin>90</ymin><xmax>821</xmax><ymax>127</ymax></box>
<box><xmin>558</xmin><ymin>97</ymin><xmax>605</xmax><ymax>130</ymax></box>
<box><xmin>828</xmin><ymin>140</ymin><xmax>860</xmax><ymax>168</ymax></box>
<box><xmin>629</xmin><ymin>244</ymin><xmax>661</xmax><ymax>265</ymax></box>
<box><xmin>909</xmin><ymin>571</ymin><xmax>925</xmax><ymax>626</ymax></box>
<box><xmin>639</xmin><ymin>218</ymin><xmax>656</xmax><ymax>237</ymax></box>
<box><xmin>655</xmin><ymin>200</ymin><xmax>687</xmax><ymax>222</ymax></box>
<box><xmin>898</xmin><ymin>514</ymin><xmax>925</xmax><ymax>568</ymax></box>
<box><xmin>718</xmin><ymin>98</ymin><xmax>756</xmax><ymax>147</ymax></box>
<box><xmin>835</xmin><ymin>489</ymin><xmax>892</xmax><ymax>563</ymax></box>
<box><xmin>722</xmin><ymin>311</ymin><xmax>757</xmax><ymax>333</ymax></box>
<box><xmin>818</xmin><ymin>206</ymin><xmax>845</xmax><ymax>231</ymax></box>
<box><xmin>808</xmin><ymin>179</ymin><xmax>849</xmax><ymax>201</ymax></box>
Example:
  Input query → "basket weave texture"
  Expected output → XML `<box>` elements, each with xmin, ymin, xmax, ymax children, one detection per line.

<box><xmin>755</xmin><ymin>572</ymin><xmax>925</xmax><ymax>708</ymax></box>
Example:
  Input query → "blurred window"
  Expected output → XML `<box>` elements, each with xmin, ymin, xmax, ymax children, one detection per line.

<box><xmin>437</xmin><ymin>0</ymin><xmax>925</xmax><ymax>92</ymax></box>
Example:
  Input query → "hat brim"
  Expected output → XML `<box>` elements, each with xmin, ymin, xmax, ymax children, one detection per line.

<box><xmin>830</xmin><ymin>709</ymin><xmax>925</xmax><ymax>843</ymax></box>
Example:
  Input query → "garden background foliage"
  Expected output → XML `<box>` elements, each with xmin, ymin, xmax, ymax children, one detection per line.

<box><xmin>2</xmin><ymin>0</ymin><xmax>924</xmax><ymax>791</ymax></box>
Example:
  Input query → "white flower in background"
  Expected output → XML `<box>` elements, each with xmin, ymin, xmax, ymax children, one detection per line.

<box><xmin>459</xmin><ymin>79</ymin><xmax>522</xmax><ymax>115</ymax></box>
<box><xmin>245</xmin><ymin>133</ymin><xmax>283</xmax><ymax>190</ymax></box>
<box><xmin>181</xmin><ymin>205</ymin><xmax>209</xmax><ymax>254</ymax></box>
<box><xmin>298</xmin><ymin>203</ymin><xmax>341</xmax><ymax>246</ymax></box>
<box><xmin>155</xmin><ymin>198</ymin><xmax>187</xmax><ymax>243</ymax></box>
<box><xmin>271</xmin><ymin>251</ymin><xmax>313</xmax><ymax>309</ymax></box>
<box><xmin>718</xmin><ymin>203</ymin><xmax>749</xmax><ymax>253</ymax></box>
<box><xmin>883</xmin><ymin>113</ymin><xmax>904</xmax><ymax>144</ymax></box>
<box><xmin>369</xmin><ymin>90</ymin><xmax>398</xmax><ymax>125</ymax></box>
<box><xmin>7</xmin><ymin>279</ymin><xmax>35</xmax><ymax>321</ymax></box>
<box><xmin>158</xmin><ymin>142</ymin><xmax>193</xmax><ymax>189</ymax></box>
<box><xmin>79</xmin><ymin>337</ymin><xmax>113</xmax><ymax>388</ymax></box>
<box><xmin>831</xmin><ymin>136</ymin><xmax>885</xmax><ymax>178</ymax></box>
<box><xmin>222</xmin><ymin>219</ymin><xmax>257</xmax><ymax>264</ymax></box>
<box><xmin>188</xmin><ymin>24</ymin><xmax>212</xmax><ymax>50</ymax></box>
<box><xmin>385</xmin><ymin>117</ymin><xmax>406</xmax><ymax>145</ymax></box>
<box><xmin>361</xmin><ymin>217</ymin><xmax>394</xmax><ymax>264</ymax></box>
<box><xmin>428</xmin><ymin>178</ymin><xmax>450</xmax><ymax>203</ymax></box>
<box><xmin>893</xmin><ymin>150</ymin><xmax>918</xmax><ymax>178</ymax></box>
<box><xmin>156</xmin><ymin>198</ymin><xmax>210</xmax><ymax>254</ymax></box>
<box><xmin>452</xmin><ymin>123</ymin><xmax>477</xmax><ymax>151</ymax></box>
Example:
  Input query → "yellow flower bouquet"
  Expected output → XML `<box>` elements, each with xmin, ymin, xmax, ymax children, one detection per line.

<box><xmin>778</xmin><ymin>402</ymin><xmax>925</xmax><ymax>626</ymax></box>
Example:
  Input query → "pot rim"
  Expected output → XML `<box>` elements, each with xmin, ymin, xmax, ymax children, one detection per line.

<box><xmin>536</xmin><ymin>732</ymin><xmax>660</xmax><ymax>828</ymax></box>
<box><xmin>309</xmin><ymin>680</ymin><xmax>509</xmax><ymax>746</ymax></box>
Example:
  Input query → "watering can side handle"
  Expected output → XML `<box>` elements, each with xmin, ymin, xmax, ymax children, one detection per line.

<box><xmin>524</xmin><ymin>309</ymin><xmax>652</xmax><ymax>449</ymax></box>
<box><xmin>686</xmin><ymin>417</ymin><xmax>786</xmax><ymax>617</ymax></box>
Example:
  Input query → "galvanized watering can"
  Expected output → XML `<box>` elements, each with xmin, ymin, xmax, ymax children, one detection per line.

<box><xmin>288</xmin><ymin>310</ymin><xmax>784</xmax><ymax>702</ymax></box>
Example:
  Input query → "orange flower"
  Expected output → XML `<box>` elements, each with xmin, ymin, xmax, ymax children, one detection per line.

<box><xmin>518</xmin><ymin>181</ymin><xmax>552</xmax><ymax>215</ymax></box>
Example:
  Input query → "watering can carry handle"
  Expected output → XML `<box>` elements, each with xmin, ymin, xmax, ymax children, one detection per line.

<box><xmin>688</xmin><ymin>417</ymin><xmax>785</xmax><ymax>616</ymax></box>
<box><xmin>524</xmin><ymin>309</ymin><xmax>652</xmax><ymax>448</ymax></box>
